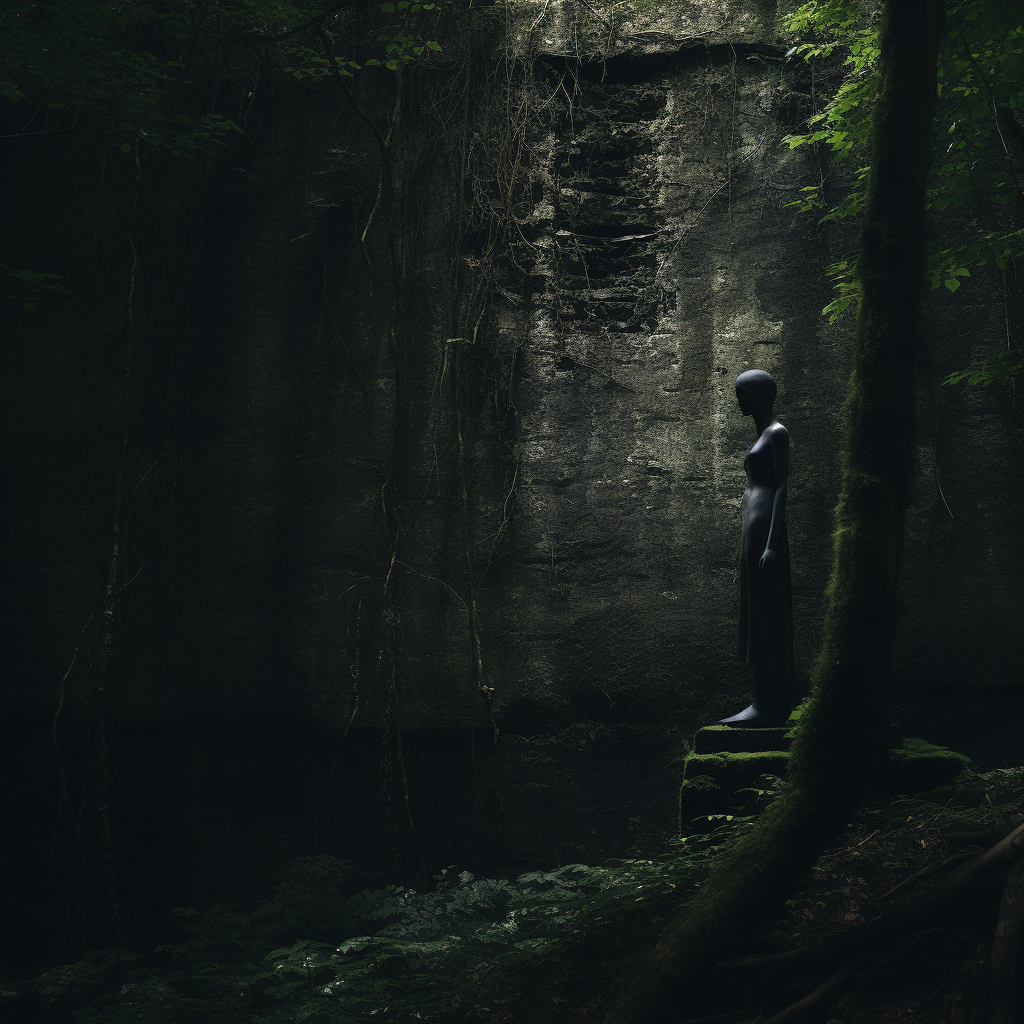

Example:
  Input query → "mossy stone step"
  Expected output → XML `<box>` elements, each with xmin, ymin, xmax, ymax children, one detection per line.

<box><xmin>693</xmin><ymin>724</ymin><xmax>791</xmax><ymax>754</ymax></box>
<box><xmin>680</xmin><ymin>750</ymin><xmax>790</xmax><ymax>825</ymax></box>
<box><xmin>679</xmin><ymin>735</ymin><xmax>973</xmax><ymax>831</ymax></box>
<box><xmin>693</xmin><ymin>722</ymin><xmax>905</xmax><ymax>755</ymax></box>
<box><xmin>886</xmin><ymin>737</ymin><xmax>973</xmax><ymax>793</ymax></box>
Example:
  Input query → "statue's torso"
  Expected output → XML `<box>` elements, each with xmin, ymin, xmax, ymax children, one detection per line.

<box><xmin>741</xmin><ymin>426</ymin><xmax>784</xmax><ymax>535</ymax></box>
<box><xmin>737</xmin><ymin>422</ymin><xmax>793</xmax><ymax>678</ymax></box>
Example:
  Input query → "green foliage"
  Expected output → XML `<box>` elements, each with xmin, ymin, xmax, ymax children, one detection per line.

<box><xmin>783</xmin><ymin>0</ymin><xmax>1024</xmax><ymax>385</ymax></box>
<box><xmin>13</xmin><ymin>772</ymin><xmax>1016</xmax><ymax>1023</ymax></box>
<box><xmin>819</xmin><ymin>257</ymin><xmax>860</xmax><ymax>323</ymax></box>
<box><xmin>0</xmin><ymin>0</ymin><xmax>445</xmax><ymax>311</ymax></box>
<box><xmin>12</xmin><ymin>847</ymin><xmax>718</xmax><ymax>1023</ymax></box>
<box><xmin>0</xmin><ymin>2</ymin><xmax>243</xmax><ymax>156</ymax></box>
<box><xmin>31</xmin><ymin>949</ymin><xmax>143</xmax><ymax>1015</ymax></box>
<box><xmin>279</xmin><ymin>2</ymin><xmax>440</xmax><ymax>78</ymax></box>
<box><xmin>0</xmin><ymin>1</ymin><xmax>443</xmax><ymax>136</ymax></box>
<box><xmin>942</xmin><ymin>347</ymin><xmax>1024</xmax><ymax>386</ymax></box>
<box><xmin>781</xmin><ymin>0</ymin><xmax>880</xmax><ymax>171</ymax></box>
<box><xmin>1</xmin><ymin>263</ymin><xmax>67</xmax><ymax>311</ymax></box>
<box><xmin>372</xmin><ymin>0</ymin><xmax>441</xmax><ymax>69</ymax></box>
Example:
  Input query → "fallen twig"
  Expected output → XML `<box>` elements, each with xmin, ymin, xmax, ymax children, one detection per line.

<box><xmin>874</xmin><ymin>852</ymin><xmax>973</xmax><ymax>903</ymax></box>
<box><xmin>759</xmin><ymin>926</ymin><xmax>947</xmax><ymax>1024</ymax></box>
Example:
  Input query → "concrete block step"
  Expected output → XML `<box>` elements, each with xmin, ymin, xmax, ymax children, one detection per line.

<box><xmin>693</xmin><ymin>725</ymin><xmax>790</xmax><ymax>754</ymax></box>
<box><xmin>679</xmin><ymin>735</ymin><xmax>973</xmax><ymax>831</ymax></box>
<box><xmin>680</xmin><ymin>750</ymin><xmax>789</xmax><ymax>825</ymax></box>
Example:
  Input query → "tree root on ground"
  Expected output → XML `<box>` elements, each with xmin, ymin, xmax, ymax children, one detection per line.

<box><xmin>755</xmin><ymin>927</ymin><xmax>946</xmax><ymax>1024</ymax></box>
<box><xmin>760</xmin><ymin>955</ymin><xmax>867</xmax><ymax>1024</ymax></box>
<box><xmin>719</xmin><ymin>820</ymin><xmax>1024</xmax><ymax>984</ymax></box>
<box><xmin>711</xmin><ymin>822</ymin><xmax>1024</xmax><ymax>1023</ymax></box>
<box><xmin>873</xmin><ymin>851</ymin><xmax>973</xmax><ymax>902</ymax></box>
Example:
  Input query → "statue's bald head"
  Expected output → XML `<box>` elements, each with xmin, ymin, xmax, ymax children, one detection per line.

<box><xmin>735</xmin><ymin>369</ymin><xmax>777</xmax><ymax>407</ymax></box>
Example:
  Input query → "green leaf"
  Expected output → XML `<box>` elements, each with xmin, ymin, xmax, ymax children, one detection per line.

<box><xmin>120</xmin><ymin>142</ymin><xmax>131</xmax><ymax>153</ymax></box>
<box><xmin>823</xmin><ymin>294</ymin><xmax>856</xmax><ymax>325</ymax></box>
<box><xmin>944</xmin><ymin>278</ymin><xmax>960</xmax><ymax>292</ymax></box>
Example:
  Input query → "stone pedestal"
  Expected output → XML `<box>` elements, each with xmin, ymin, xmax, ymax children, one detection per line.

<box><xmin>679</xmin><ymin>724</ymin><xmax>971</xmax><ymax>832</ymax></box>
<box><xmin>693</xmin><ymin>725</ymin><xmax>791</xmax><ymax>754</ymax></box>
<box><xmin>680</xmin><ymin>726</ymin><xmax>791</xmax><ymax>829</ymax></box>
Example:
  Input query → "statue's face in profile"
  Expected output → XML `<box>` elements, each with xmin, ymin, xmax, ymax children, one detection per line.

<box><xmin>735</xmin><ymin>369</ymin><xmax>776</xmax><ymax>417</ymax></box>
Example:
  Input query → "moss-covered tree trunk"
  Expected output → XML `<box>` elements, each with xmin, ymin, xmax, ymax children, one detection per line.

<box><xmin>609</xmin><ymin>2</ymin><xmax>945</xmax><ymax>1020</ymax></box>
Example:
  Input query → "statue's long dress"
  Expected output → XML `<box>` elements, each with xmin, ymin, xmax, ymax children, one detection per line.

<box><xmin>738</xmin><ymin>432</ymin><xmax>794</xmax><ymax>680</ymax></box>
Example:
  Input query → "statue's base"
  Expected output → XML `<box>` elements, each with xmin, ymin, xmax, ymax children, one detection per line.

<box><xmin>680</xmin><ymin>724</ymin><xmax>970</xmax><ymax>833</ymax></box>
<box><xmin>693</xmin><ymin>724</ymin><xmax>791</xmax><ymax>754</ymax></box>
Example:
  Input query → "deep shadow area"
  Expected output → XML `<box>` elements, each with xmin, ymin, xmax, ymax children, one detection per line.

<box><xmin>2</xmin><ymin>717</ymin><xmax>495</xmax><ymax>969</ymax></box>
<box><xmin>3</xmin><ymin>713</ymin><xmax>687</xmax><ymax>972</ymax></box>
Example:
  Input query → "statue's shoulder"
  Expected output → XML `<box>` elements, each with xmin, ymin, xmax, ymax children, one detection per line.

<box><xmin>766</xmin><ymin>420</ymin><xmax>789</xmax><ymax>445</ymax></box>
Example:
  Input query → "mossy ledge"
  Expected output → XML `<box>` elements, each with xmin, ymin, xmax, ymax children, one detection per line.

<box><xmin>680</xmin><ymin>738</ymin><xmax>972</xmax><ymax>826</ymax></box>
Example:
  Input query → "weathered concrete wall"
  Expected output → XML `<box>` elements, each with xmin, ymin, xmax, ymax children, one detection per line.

<box><xmin>490</xmin><ymin>36</ymin><xmax>840</xmax><ymax>730</ymax></box>
<box><xmin>482</xmin><ymin>0</ymin><xmax>1022</xmax><ymax>753</ymax></box>
<box><xmin>472</xmin><ymin>0</ymin><xmax>1023</xmax><ymax>856</ymax></box>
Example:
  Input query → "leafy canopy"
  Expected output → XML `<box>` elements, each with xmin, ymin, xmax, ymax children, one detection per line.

<box><xmin>1</xmin><ymin>0</ymin><xmax>442</xmax><ymax>308</ymax></box>
<box><xmin>782</xmin><ymin>0</ymin><xmax>1024</xmax><ymax>386</ymax></box>
<box><xmin>0</xmin><ymin>2</ymin><xmax>242</xmax><ymax>156</ymax></box>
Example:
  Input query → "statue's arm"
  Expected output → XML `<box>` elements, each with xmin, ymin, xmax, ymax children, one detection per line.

<box><xmin>760</xmin><ymin>426</ymin><xmax>789</xmax><ymax>570</ymax></box>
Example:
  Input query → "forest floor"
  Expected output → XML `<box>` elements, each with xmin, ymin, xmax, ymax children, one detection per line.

<box><xmin>479</xmin><ymin>767</ymin><xmax>1024</xmax><ymax>1024</ymax></box>
<box><xmin>4</xmin><ymin>766</ymin><xmax>1023</xmax><ymax>1024</ymax></box>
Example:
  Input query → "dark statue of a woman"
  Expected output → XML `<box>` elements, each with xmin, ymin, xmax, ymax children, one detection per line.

<box><xmin>720</xmin><ymin>369</ymin><xmax>795</xmax><ymax>727</ymax></box>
